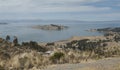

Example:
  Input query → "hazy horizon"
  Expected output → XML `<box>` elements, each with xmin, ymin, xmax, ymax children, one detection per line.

<box><xmin>0</xmin><ymin>19</ymin><xmax>120</xmax><ymax>22</ymax></box>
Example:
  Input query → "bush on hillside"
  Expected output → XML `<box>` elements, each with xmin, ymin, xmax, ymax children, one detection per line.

<box><xmin>50</xmin><ymin>52</ymin><xmax>64</xmax><ymax>64</ymax></box>
<box><xmin>22</xmin><ymin>41</ymin><xmax>47</xmax><ymax>52</ymax></box>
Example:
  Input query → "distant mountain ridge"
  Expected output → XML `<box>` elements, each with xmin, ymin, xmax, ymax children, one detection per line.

<box><xmin>0</xmin><ymin>22</ymin><xmax>8</xmax><ymax>25</ymax></box>
<box><xmin>0</xmin><ymin>19</ymin><xmax>120</xmax><ymax>23</ymax></box>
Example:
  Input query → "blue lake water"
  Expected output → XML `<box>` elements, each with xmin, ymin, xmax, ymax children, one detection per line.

<box><xmin>0</xmin><ymin>20</ymin><xmax>120</xmax><ymax>43</ymax></box>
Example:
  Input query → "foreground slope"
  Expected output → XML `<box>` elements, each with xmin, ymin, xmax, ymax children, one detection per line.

<box><xmin>43</xmin><ymin>57</ymin><xmax>120</xmax><ymax>70</ymax></box>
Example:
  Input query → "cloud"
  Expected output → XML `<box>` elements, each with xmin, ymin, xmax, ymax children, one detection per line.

<box><xmin>116</xmin><ymin>4</ymin><xmax>120</xmax><ymax>7</ymax></box>
<box><xmin>71</xmin><ymin>12</ymin><xmax>120</xmax><ymax>21</ymax></box>
<box><xmin>0</xmin><ymin>0</ymin><xmax>101</xmax><ymax>6</ymax></box>
<box><xmin>94</xmin><ymin>13</ymin><xmax>120</xmax><ymax>21</ymax></box>
<box><xmin>0</xmin><ymin>0</ymin><xmax>119</xmax><ymax>21</ymax></box>
<box><xmin>99</xmin><ymin>13</ymin><xmax>120</xmax><ymax>17</ymax></box>
<box><xmin>0</xmin><ymin>0</ymin><xmax>107</xmax><ymax>13</ymax></box>
<box><xmin>0</xmin><ymin>6</ymin><xmax>110</xmax><ymax>13</ymax></box>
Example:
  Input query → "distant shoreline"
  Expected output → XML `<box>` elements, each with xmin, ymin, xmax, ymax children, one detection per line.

<box><xmin>0</xmin><ymin>22</ymin><xmax>8</xmax><ymax>25</ymax></box>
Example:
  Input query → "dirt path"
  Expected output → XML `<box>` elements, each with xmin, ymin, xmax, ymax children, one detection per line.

<box><xmin>43</xmin><ymin>57</ymin><xmax>120</xmax><ymax>70</ymax></box>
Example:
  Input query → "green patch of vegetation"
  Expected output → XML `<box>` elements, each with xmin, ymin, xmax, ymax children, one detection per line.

<box><xmin>50</xmin><ymin>52</ymin><xmax>64</xmax><ymax>64</ymax></box>
<box><xmin>22</xmin><ymin>41</ymin><xmax>47</xmax><ymax>52</ymax></box>
<box><xmin>0</xmin><ymin>65</ymin><xmax>4</xmax><ymax>70</ymax></box>
<box><xmin>114</xmin><ymin>35</ymin><xmax>120</xmax><ymax>42</ymax></box>
<box><xmin>66</xmin><ymin>39</ymin><xmax>108</xmax><ymax>52</ymax></box>
<box><xmin>46</xmin><ymin>42</ymin><xmax>55</xmax><ymax>46</ymax></box>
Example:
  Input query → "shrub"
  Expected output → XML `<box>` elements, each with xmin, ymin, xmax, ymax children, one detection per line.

<box><xmin>6</xmin><ymin>35</ymin><xmax>10</xmax><ymax>41</ymax></box>
<box><xmin>50</xmin><ymin>52</ymin><xmax>64</xmax><ymax>64</ymax></box>
<box><xmin>0</xmin><ymin>65</ymin><xmax>4</xmax><ymax>70</ymax></box>
<box><xmin>46</xmin><ymin>42</ymin><xmax>55</xmax><ymax>46</ymax></box>
<box><xmin>22</xmin><ymin>41</ymin><xmax>47</xmax><ymax>52</ymax></box>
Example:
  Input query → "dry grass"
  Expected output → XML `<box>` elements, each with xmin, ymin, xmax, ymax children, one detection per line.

<box><xmin>114</xmin><ymin>64</ymin><xmax>120</xmax><ymax>70</ymax></box>
<box><xmin>0</xmin><ymin>49</ymin><xmax>50</xmax><ymax>70</ymax></box>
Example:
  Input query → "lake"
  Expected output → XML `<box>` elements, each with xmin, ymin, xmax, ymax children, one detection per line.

<box><xmin>0</xmin><ymin>20</ymin><xmax>120</xmax><ymax>43</ymax></box>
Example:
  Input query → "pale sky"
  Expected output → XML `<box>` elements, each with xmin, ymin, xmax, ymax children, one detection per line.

<box><xmin>0</xmin><ymin>0</ymin><xmax>120</xmax><ymax>21</ymax></box>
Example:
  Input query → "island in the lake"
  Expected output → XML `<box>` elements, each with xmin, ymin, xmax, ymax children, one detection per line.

<box><xmin>31</xmin><ymin>24</ymin><xmax>68</xmax><ymax>30</ymax></box>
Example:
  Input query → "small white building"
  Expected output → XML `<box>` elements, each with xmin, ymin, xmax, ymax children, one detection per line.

<box><xmin>44</xmin><ymin>51</ymin><xmax>54</xmax><ymax>56</ymax></box>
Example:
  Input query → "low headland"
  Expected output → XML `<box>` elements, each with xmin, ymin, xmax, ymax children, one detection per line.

<box><xmin>0</xmin><ymin>27</ymin><xmax>120</xmax><ymax>70</ymax></box>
